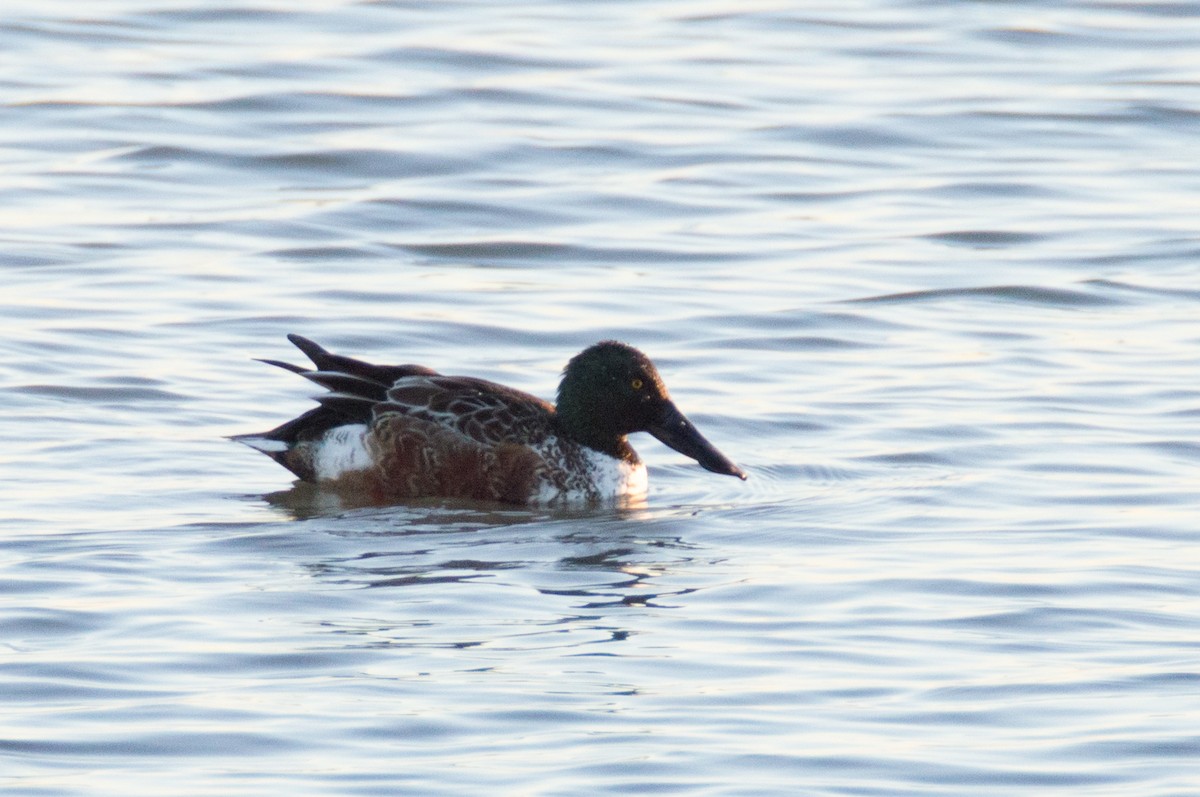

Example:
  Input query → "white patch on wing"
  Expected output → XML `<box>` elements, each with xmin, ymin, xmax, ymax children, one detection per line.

<box><xmin>314</xmin><ymin>424</ymin><xmax>373</xmax><ymax>480</ymax></box>
<box><xmin>236</xmin><ymin>435</ymin><xmax>289</xmax><ymax>453</ymax></box>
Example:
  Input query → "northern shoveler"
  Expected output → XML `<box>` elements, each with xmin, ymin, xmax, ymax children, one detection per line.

<box><xmin>234</xmin><ymin>334</ymin><xmax>747</xmax><ymax>506</ymax></box>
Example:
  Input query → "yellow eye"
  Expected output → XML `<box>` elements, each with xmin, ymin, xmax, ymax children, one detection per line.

<box><xmin>631</xmin><ymin>378</ymin><xmax>643</xmax><ymax>390</ymax></box>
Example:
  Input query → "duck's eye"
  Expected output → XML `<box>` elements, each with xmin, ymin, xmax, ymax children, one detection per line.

<box><xmin>630</xmin><ymin>378</ymin><xmax>643</xmax><ymax>390</ymax></box>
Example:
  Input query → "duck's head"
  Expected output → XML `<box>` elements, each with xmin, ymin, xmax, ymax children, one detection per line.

<box><xmin>555</xmin><ymin>341</ymin><xmax>747</xmax><ymax>480</ymax></box>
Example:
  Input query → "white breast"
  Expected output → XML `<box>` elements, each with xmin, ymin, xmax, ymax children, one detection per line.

<box><xmin>531</xmin><ymin>443</ymin><xmax>648</xmax><ymax>505</ymax></box>
<box><xmin>585</xmin><ymin>449</ymin><xmax>648</xmax><ymax>499</ymax></box>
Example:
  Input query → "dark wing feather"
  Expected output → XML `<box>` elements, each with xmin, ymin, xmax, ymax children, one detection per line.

<box><xmin>256</xmin><ymin>358</ymin><xmax>308</xmax><ymax>375</ymax></box>
<box><xmin>288</xmin><ymin>334</ymin><xmax>438</xmax><ymax>385</ymax></box>
<box><xmin>298</xmin><ymin>370</ymin><xmax>392</xmax><ymax>402</ymax></box>
<box><xmin>376</xmin><ymin>375</ymin><xmax>558</xmax><ymax>448</ymax></box>
<box><xmin>248</xmin><ymin>336</ymin><xmax>447</xmax><ymax>445</ymax></box>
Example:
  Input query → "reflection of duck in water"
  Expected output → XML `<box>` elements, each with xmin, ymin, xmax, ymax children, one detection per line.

<box><xmin>235</xmin><ymin>335</ymin><xmax>746</xmax><ymax>506</ymax></box>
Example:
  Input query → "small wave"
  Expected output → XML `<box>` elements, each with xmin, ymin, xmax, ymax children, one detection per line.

<box><xmin>853</xmin><ymin>450</ymin><xmax>958</xmax><ymax>467</ymax></box>
<box><xmin>398</xmin><ymin>239</ymin><xmax>736</xmax><ymax>264</ymax></box>
<box><xmin>926</xmin><ymin>181</ymin><xmax>1059</xmax><ymax>199</ymax></box>
<box><xmin>134</xmin><ymin>6</ymin><xmax>296</xmax><ymax>25</ymax></box>
<box><xmin>112</xmin><ymin>145</ymin><xmax>469</xmax><ymax>180</ymax></box>
<box><xmin>372</xmin><ymin>44</ymin><xmax>594</xmax><ymax>73</ymax></box>
<box><xmin>717</xmin><ymin>335</ymin><xmax>874</xmax><ymax>352</ymax></box>
<box><xmin>10</xmin><ymin>383</ymin><xmax>183</xmax><ymax>403</ymax></box>
<box><xmin>922</xmin><ymin>230</ymin><xmax>1045</xmax><ymax>248</ymax></box>
<box><xmin>268</xmin><ymin>246</ymin><xmax>379</xmax><ymax>261</ymax></box>
<box><xmin>848</xmin><ymin>283</ymin><xmax>1126</xmax><ymax>307</ymax></box>
<box><xmin>768</xmin><ymin>123</ymin><xmax>926</xmax><ymax>151</ymax></box>
<box><xmin>1082</xmin><ymin>278</ymin><xmax>1200</xmax><ymax>302</ymax></box>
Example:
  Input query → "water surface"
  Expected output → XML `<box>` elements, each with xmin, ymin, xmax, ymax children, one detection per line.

<box><xmin>2</xmin><ymin>2</ymin><xmax>1199</xmax><ymax>795</ymax></box>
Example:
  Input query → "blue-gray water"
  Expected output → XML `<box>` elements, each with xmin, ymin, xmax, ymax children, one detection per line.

<box><xmin>3</xmin><ymin>2</ymin><xmax>1199</xmax><ymax>794</ymax></box>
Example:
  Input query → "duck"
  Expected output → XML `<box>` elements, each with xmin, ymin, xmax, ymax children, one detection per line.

<box><xmin>234</xmin><ymin>334</ymin><xmax>747</xmax><ymax>505</ymax></box>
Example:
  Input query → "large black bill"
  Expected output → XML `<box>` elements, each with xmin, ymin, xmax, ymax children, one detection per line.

<box><xmin>646</xmin><ymin>401</ymin><xmax>747</xmax><ymax>480</ymax></box>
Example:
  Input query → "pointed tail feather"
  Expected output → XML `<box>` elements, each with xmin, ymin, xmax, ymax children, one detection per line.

<box><xmin>287</xmin><ymin>334</ymin><xmax>440</xmax><ymax>385</ymax></box>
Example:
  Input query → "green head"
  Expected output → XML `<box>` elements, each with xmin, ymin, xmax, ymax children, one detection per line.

<box><xmin>555</xmin><ymin>341</ymin><xmax>747</xmax><ymax>479</ymax></box>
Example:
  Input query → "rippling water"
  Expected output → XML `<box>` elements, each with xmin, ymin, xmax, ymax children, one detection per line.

<box><xmin>3</xmin><ymin>2</ymin><xmax>1199</xmax><ymax>795</ymax></box>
